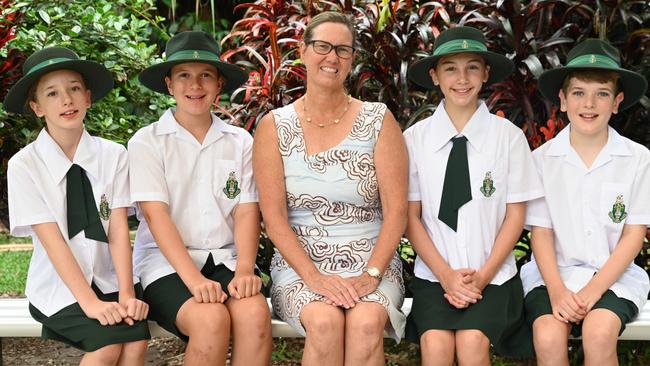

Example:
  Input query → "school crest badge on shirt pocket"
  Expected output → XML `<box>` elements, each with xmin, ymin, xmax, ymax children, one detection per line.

<box><xmin>99</xmin><ymin>194</ymin><xmax>110</xmax><ymax>220</ymax></box>
<box><xmin>608</xmin><ymin>195</ymin><xmax>627</xmax><ymax>223</ymax></box>
<box><xmin>479</xmin><ymin>171</ymin><xmax>496</xmax><ymax>197</ymax></box>
<box><xmin>223</xmin><ymin>171</ymin><xmax>241</xmax><ymax>199</ymax></box>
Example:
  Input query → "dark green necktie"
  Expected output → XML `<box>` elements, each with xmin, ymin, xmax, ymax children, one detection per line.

<box><xmin>66</xmin><ymin>164</ymin><xmax>108</xmax><ymax>243</ymax></box>
<box><xmin>438</xmin><ymin>136</ymin><xmax>472</xmax><ymax>231</ymax></box>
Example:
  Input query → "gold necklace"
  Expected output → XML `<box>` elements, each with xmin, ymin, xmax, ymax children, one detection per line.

<box><xmin>302</xmin><ymin>94</ymin><xmax>352</xmax><ymax>128</ymax></box>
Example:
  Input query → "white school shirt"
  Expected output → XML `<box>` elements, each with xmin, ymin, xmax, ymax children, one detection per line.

<box><xmin>128</xmin><ymin>108</ymin><xmax>258</xmax><ymax>289</ymax></box>
<box><xmin>520</xmin><ymin>125</ymin><xmax>650</xmax><ymax>310</ymax></box>
<box><xmin>8</xmin><ymin>129</ymin><xmax>132</xmax><ymax>316</ymax></box>
<box><xmin>404</xmin><ymin>100</ymin><xmax>544</xmax><ymax>285</ymax></box>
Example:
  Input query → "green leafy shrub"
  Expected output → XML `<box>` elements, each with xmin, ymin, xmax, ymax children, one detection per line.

<box><xmin>0</xmin><ymin>0</ymin><xmax>174</xmax><ymax>228</ymax></box>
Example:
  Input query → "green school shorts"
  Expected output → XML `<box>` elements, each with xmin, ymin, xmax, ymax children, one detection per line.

<box><xmin>29</xmin><ymin>283</ymin><xmax>150</xmax><ymax>352</ymax></box>
<box><xmin>142</xmin><ymin>253</ymin><xmax>235</xmax><ymax>342</ymax></box>
<box><xmin>524</xmin><ymin>286</ymin><xmax>638</xmax><ymax>337</ymax></box>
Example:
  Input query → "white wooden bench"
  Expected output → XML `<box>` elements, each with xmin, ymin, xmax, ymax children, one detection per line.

<box><xmin>1</xmin><ymin>298</ymin><xmax>648</xmax><ymax>359</ymax></box>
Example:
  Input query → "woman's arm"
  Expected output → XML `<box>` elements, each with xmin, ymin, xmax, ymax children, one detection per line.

<box><xmin>347</xmin><ymin>110</ymin><xmax>408</xmax><ymax>297</ymax></box>
<box><xmin>253</xmin><ymin>112</ymin><xmax>358</xmax><ymax>308</ymax></box>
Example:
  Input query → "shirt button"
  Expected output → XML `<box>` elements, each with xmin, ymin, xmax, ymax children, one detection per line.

<box><xmin>202</xmin><ymin>209</ymin><xmax>208</xmax><ymax>215</ymax></box>
<box><xmin>203</xmin><ymin>239</ymin><xmax>209</xmax><ymax>245</ymax></box>
<box><xmin>586</xmin><ymin>230</ymin><xmax>592</xmax><ymax>236</ymax></box>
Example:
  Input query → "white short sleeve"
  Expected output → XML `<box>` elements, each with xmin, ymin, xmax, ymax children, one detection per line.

<box><xmin>507</xmin><ymin>130</ymin><xmax>543</xmax><ymax>203</ymax></box>
<box><xmin>237</xmin><ymin>133</ymin><xmax>258</xmax><ymax>204</ymax></box>
<box><xmin>525</xmin><ymin>197</ymin><xmax>553</xmax><ymax>229</ymax></box>
<box><xmin>128</xmin><ymin>137</ymin><xmax>169</xmax><ymax>204</ymax></box>
<box><xmin>7</xmin><ymin>160</ymin><xmax>56</xmax><ymax>236</ymax></box>
<box><xmin>110</xmin><ymin>146</ymin><xmax>132</xmax><ymax>210</ymax></box>
<box><xmin>625</xmin><ymin>152</ymin><xmax>650</xmax><ymax>225</ymax></box>
<box><xmin>404</xmin><ymin>131</ymin><xmax>421</xmax><ymax>202</ymax></box>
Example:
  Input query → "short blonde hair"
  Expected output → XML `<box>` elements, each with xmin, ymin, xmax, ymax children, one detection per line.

<box><xmin>304</xmin><ymin>11</ymin><xmax>356</xmax><ymax>47</ymax></box>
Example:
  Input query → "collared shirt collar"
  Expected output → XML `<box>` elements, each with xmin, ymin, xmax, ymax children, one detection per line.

<box><xmin>35</xmin><ymin>128</ymin><xmax>99</xmax><ymax>185</ymax></box>
<box><xmin>545</xmin><ymin>125</ymin><xmax>631</xmax><ymax>157</ymax></box>
<box><xmin>428</xmin><ymin>100</ymin><xmax>490</xmax><ymax>152</ymax></box>
<box><xmin>545</xmin><ymin>125</ymin><xmax>631</xmax><ymax>170</ymax></box>
<box><xmin>156</xmin><ymin>108</ymin><xmax>237</xmax><ymax>148</ymax></box>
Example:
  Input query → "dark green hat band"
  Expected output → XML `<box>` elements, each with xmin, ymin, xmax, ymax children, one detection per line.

<box><xmin>433</xmin><ymin>39</ymin><xmax>487</xmax><ymax>56</ymax></box>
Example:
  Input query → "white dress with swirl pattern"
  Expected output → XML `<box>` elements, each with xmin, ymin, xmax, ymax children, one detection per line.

<box><xmin>269</xmin><ymin>101</ymin><xmax>406</xmax><ymax>341</ymax></box>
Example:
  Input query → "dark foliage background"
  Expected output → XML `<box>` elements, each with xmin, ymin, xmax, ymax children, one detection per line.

<box><xmin>1</xmin><ymin>0</ymin><xmax>649</xmax><ymax>284</ymax></box>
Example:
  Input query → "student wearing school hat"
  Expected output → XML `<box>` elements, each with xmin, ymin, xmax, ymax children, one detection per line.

<box><xmin>521</xmin><ymin>38</ymin><xmax>649</xmax><ymax>366</ymax></box>
<box><xmin>404</xmin><ymin>26</ymin><xmax>543</xmax><ymax>364</ymax></box>
<box><xmin>4</xmin><ymin>47</ymin><xmax>150</xmax><ymax>364</ymax></box>
<box><xmin>129</xmin><ymin>31</ymin><xmax>271</xmax><ymax>365</ymax></box>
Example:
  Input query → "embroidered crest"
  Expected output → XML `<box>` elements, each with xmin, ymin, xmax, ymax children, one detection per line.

<box><xmin>192</xmin><ymin>51</ymin><xmax>200</xmax><ymax>59</ymax></box>
<box><xmin>222</xmin><ymin>171</ymin><xmax>241</xmax><ymax>199</ymax></box>
<box><xmin>479</xmin><ymin>171</ymin><xmax>496</xmax><ymax>198</ymax></box>
<box><xmin>99</xmin><ymin>194</ymin><xmax>110</xmax><ymax>220</ymax></box>
<box><xmin>590</xmin><ymin>54</ymin><xmax>597</xmax><ymax>63</ymax></box>
<box><xmin>462</xmin><ymin>40</ymin><xmax>469</xmax><ymax>49</ymax></box>
<box><xmin>608</xmin><ymin>195</ymin><xmax>627</xmax><ymax>223</ymax></box>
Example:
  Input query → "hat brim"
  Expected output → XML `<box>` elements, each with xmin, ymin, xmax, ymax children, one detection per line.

<box><xmin>138</xmin><ymin>59</ymin><xmax>247</xmax><ymax>95</ymax></box>
<box><xmin>538</xmin><ymin>65</ymin><xmax>648</xmax><ymax>111</ymax></box>
<box><xmin>408</xmin><ymin>50</ymin><xmax>514</xmax><ymax>90</ymax></box>
<box><xmin>3</xmin><ymin>60</ymin><xmax>113</xmax><ymax>114</ymax></box>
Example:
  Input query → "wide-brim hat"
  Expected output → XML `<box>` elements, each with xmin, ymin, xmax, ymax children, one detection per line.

<box><xmin>408</xmin><ymin>26</ymin><xmax>514</xmax><ymax>90</ymax></box>
<box><xmin>538</xmin><ymin>38</ymin><xmax>647</xmax><ymax>111</ymax></box>
<box><xmin>139</xmin><ymin>31</ymin><xmax>247</xmax><ymax>94</ymax></box>
<box><xmin>3</xmin><ymin>47</ymin><xmax>114</xmax><ymax>114</ymax></box>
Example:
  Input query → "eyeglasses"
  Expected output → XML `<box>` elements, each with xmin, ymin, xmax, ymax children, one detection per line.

<box><xmin>307</xmin><ymin>40</ymin><xmax>355</xmax><ymax>59</ymax></box>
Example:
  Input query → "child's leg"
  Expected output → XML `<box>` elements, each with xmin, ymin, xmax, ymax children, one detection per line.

<box><xmin>79</xmin><ymin>343</ymin><xmax>123</xmax><ymax>366</ymax></box>
<box><xmin>116</xmin><ymin>340</ymin><xmax>148</xmax><ymax>366</ymax></box>
<box><xmin>344</xmin><ymin>302</ymin><xmax>388</xmax><ymax>366</ymax></box>
<box><xmin>581</xmin><ymin>309</ymin><xmax>620</xmax><ymax>366</ymax></box>
<box><xmin>226</xmin><ymin>293</ymin><xmax>272</xmax><ymax>366</ymax></box>
<box><xmin>420</xmin><ymin>329</ymin><xmax>455</xmax><ymax>366</ymax></box>
<box><xmin>532</xmin><ymin>314</ymin><xmax>571</xmax><ymax>366</ymax></box>
<box><xmin>300</xmin><ymin>301</ymin><xmax>345</xmax><ymax>366</ymax></box>
<box><xmin>455</xmin><ymin>329</ymin><xmax>490</xmax><ymax>366</ymax></box>
<box><xmin>176</xmin><ymin>300</ymin><xmax>231</xmax><ymax>366</ymax></box>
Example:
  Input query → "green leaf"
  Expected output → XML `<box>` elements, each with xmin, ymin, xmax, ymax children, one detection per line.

<box><xmin>71</xmin><ymin>25</ymin><xmax>82</xmax><ymax>34</ymax></box>
<box><xmin>38</xmin><ymin>9</ymin><xmax>50</xmax><ymax>24</ymax></box>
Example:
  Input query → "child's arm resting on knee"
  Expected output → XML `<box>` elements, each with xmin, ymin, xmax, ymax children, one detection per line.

<box><xmin>139</xmin><ymin>201</ymin><xmax>227</xmax><ymax>303</ymax></box>
<box><xmin>228</xmin><ymin>202</ymin><xmax>262</xmax><ymax>299</ymax></box>
<box><xmin>531</xmin><ymin>225</ymin><xmax>586</xmax><ymax>323</ymax></box>
<box><xmin>107</xmin><ymin>207</ymin><xmax>149</xmax><ymax>324</ymax></box>
<box><xmin>406</xmin><ymin>201</ymin><xmax>481</xmax><ymax>308</ymax></box>
<box><xmin>578</xmin><ymin>224</ymin><xmax>646</xmax><ymax>312</ymax></box>
<box><xmin>32</xmin><ymin>223</ymin><xmax>128</xmax><ymax>325</ymax></box>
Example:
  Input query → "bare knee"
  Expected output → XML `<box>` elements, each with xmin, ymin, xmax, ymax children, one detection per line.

<box><xmin>455</xmin><ymin>330</ymin><xmax>489</xmax><ymax>365</ymax></box>
<box><xmin>182</xmin><ymin>303</ymin><xmax>231</xmax><ymax>339</ymax></box>
<box><xmin>229</xmin><ymin>295</ymin><xmax>271</xmax><ymax>340</ymax></box>
<box><xmin>532</xmin><ymin>315</ymin><xmax>570</xmax><ymax>365</ymax></box>
<box><xmin>582</xmin><ymin>314</ymin><xmax>619</xmax><ymax>354</ymax></box>
<box><xmin>121</xmin><ymin>339</ymin><xmax>147</xmax><ymax>355</ymax></box>
<box><xmin>303</xmin><ymin>312</ymin><xmax>344</xmax><ymax>337</ymax></box>
<box><xmin>420</xmin><ymin>330</ymin><xmax>455</xmax><ymax>365</ymax></box>
<box><xmin>85</xmin><ymin>343</ymin><xmax>123</xmax><ymax>366</ymax></box>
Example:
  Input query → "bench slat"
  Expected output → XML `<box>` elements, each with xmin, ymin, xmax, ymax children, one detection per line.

<box><xmin>1</xmin><ymin>298</ymin><xmax>649</xmax><ymax>340</ymax></box>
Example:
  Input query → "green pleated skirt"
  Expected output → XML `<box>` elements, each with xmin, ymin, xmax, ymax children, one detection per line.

<box><xmin>29</xmin><ymin>283</ymin><xmax>150</xmax><ymax>352</ymax></box>
<box><xmin>405</xmin><ymin>274</ymin><xmax>533</xmax><ymax>358</ymax></box>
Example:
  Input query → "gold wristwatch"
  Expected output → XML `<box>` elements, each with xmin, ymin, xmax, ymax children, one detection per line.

<box><xmin>364</xmin><ymin>266</ymin><xmax>382</xmax><ymax>280</ymax></box>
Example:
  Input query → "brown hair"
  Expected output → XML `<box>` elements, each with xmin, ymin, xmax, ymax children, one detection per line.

<box><xmin>303</xmin><ymin>11</ymin><xmax>356</xmax><ymax>47</ymax></box>
<box><xmin>561</xmin><ymin>69</ymin><xmax>621</xmax><ymax>95</ymax></box>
